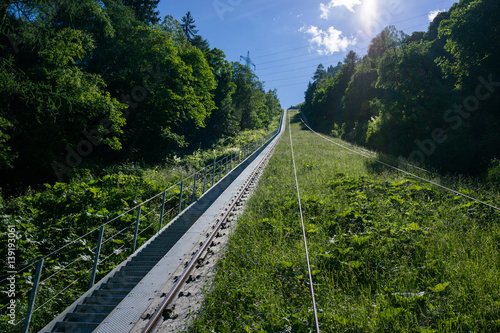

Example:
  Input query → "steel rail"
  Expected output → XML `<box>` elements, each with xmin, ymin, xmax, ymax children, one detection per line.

<box><xmin>141</xmin><ymin>125</ymin><xmax>280</xmax><ymax>333</ymax></box>
<box><xmin>288</xmin><ymin>112</ymin><xmax>321</xmax><ymax>333</ymax></box>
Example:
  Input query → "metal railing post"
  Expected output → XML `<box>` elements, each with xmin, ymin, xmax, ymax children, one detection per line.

<box><xmin>192</xmin><ymin>172</ymin><xmax>197</xmax><ymax>202</ymax></box>
<box><xmin>89</xmin><ymin>226</ymin><xmax>105</xmax><ymax>288</ymax></box>
<box><xmin>132</xmin><ymin>205</ymin><xmax>142</xmax><ymax>252</ymax></box>
<box><xmin>159</xmin><ymin>190</ymin><xmax>166</xmax><ymax>231</ymax></box>
<box><xmin>178</xmin><ymin>180</ymin><xmax>184</xmax><ymax>214</ymax></box>
<box><xmin>218</xmin><ymin>160</ymin><xmax>222</xmax><ymax>180</ymax></box>
<box><xmin>22</xmin><ymin>258</ymin><xmax>44</xmax><ymax>333</ymax></box>
<box><xmin>203</xmin><ymin>166</ymin><xmax>207</xmax><ymax>194</ymax></box>
<box><xmin>212</xmin><ymin>155</ymin><xmax>216</xmax><ymax>186</ymax></box>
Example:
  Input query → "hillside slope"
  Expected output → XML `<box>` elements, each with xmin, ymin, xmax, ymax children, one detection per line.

<box><xmin>191</xmin><ymin>109</ymin><xmax>500</xmax><ymax>332</ymax></box>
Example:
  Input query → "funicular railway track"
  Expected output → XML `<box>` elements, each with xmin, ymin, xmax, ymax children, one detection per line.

<box><xmin>38</xmin><ymin>111</ymin><xmax>285</xmax><ymax>333</ymax></box>
<box><xmin>141</xmin><ymin>126</ymin><xmax>277</xmax><ymax>333</ymax></box>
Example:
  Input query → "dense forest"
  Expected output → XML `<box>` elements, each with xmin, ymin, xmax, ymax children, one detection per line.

<box><xmin>302</xmin><ymin>0</ymin><xmax>499</xmax><ymax>179</ymax></box>
<box><xmin>0</xmin><ymin>0</ymin><xmax>281</xmax><ymax>195</ymax></box>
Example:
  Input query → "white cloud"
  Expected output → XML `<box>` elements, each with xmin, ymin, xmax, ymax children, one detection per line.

<box><xmin>428</xmin><ymin>9</ymin><xmax>445</xmax><ymax>22</ymax></box>
<box><xmin>320</xmin><ymin>0</ymin><xmax>362</xmax><ymax>19</ymax></box>
<box><xmin>301</xmin><ymin>25</ymin><xmax>356</xmax><ymax>55</ymax></box>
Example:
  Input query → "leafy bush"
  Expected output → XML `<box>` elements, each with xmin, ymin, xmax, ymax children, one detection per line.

<box><xmin>487</xmin><ymin>159</ymin><xmax>500</xmax><ymax>184</ymax></box>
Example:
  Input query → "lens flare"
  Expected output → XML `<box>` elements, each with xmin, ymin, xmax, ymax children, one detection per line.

<box><xmin>360</xmin><ymin>0</ymin><xmax>379</xmax><ymax>27</ymax></box>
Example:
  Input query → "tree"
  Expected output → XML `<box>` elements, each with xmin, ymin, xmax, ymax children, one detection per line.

<box><xmin>342</xmin><ymin>50</ymin><xmax>360</xmax><ymax>72</ymax></box>
<box><xmin>181</xmin><ymin>11</ymin><xmax>198</xmax><ymax>42</ymax></box>
<box><xmin>438</xmin><ymin>0</ymin><xmax>500</xmax><ymax>89</ymax></box>
<box><xmin>160</xmin><ymin>14</ymin><xmax>189</xmax><ymax>46</ymax></box>
<box><xmin>437</xmin><ymin>0</ymin><xmax>500</xmax><ymax>171</ymax></box>
<box><xmin>312</xmin><ymin>64</ymin><xmax>326</xmax><ymax>81</ymax></box>
<box><xmin>0</xmin><ymin>0</ymin><xmax>280</xmax><ymax>193</ymax></box>
<box><xmin>192</xmin><ymin>35</ymin><xmax>210</xmax><ymax>53</ymax></box>
<box><xmin>123</xmin><ymin>0</ymin><xmax>160</xmax><ymax>25</ymax></box>
<box><xmin>327</xmin><ymin>62</ymin><xmax>342</xmax><ymax>77</ymax></box>
<box><xmin>0</xmin><ymin>25</ymin><xmax>125</xmax><ymax>189</ymax></box>
<box><xmin>202</xmin><ymin>48</ymin><xmax>238</xmax><ymax>140</ymax></box>
<box><xmin>367</xmin><ymin>25</ymin><xmax>405</xmax><ymax>59</ymax></box>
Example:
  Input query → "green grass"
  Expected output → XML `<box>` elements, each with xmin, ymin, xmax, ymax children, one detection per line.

<box><xmin>191</xmin><ymin>110</ymin><xmax>500</xmax><ymax>332</ymax></box>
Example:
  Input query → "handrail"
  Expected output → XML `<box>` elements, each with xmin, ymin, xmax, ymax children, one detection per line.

<box><xmin>1</xmin><ymin>121</ymin><xmax>282</xmax><ymax>333</ymax></box>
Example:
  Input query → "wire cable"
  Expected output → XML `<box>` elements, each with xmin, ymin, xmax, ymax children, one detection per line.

<box><xmin>300</xmin><ymin>115</ymin><xmax>500</xmax><ymax>212</ymax></box>
<box><xmin>288</xmin><ymin>111</ymin><xmax>321</xmax><ymax>333</ymax></box>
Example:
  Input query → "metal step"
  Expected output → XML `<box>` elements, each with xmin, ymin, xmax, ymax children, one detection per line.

<box><xmin>120</xmin><ymin>265</ymin><xmax>155</xmax><ymax>272</ymax></box>
<box><xmin>92</xmin><ymin>288</ymin><xmax>132</xmax><ymax>297</ymax></box>
<box><xmin>84</xmin><ymin>295</ymin><xmax>124</xmax><ymax>305</ymax></box>
<box><xmin>100</xmin><ymin>281</ymin><xmax>137</xmax><ymax>290</ymax></box>
<box><xmin>74</xmin><ymin>304</ymin><xmax>116</xmax><ymax>313</ymax></box>
<box><xmin>64</xmin><ymin>312</ymin><xmax>108</xmax><ymax>323</ymax></box>
<box><xmin>105</xmin><ymin>275</ymin><xmax>142</xmax><ymax>284</ymax></box>
<box><xmin>53</xmin><ymin>321</ymin><xmax>98</xmax><ymax>333</ymax></box>
<box><xmin>113</xmin><ymin>270</ymin><xmax>148</xmax><ymax>277</ymax></box>
<box><xmin>130</xmin><ymin>254</ymin><xmax>166</xmax><ymax>261</ymax></box>
<box><xmin>137</xmin><ymin>251</ymin><xmax>169</xmax><ymax>257</ymax></box>
<box><xmin>145</xmin><ymin>242</ymin><xmax>177</xmax><ymax>249</ymax></box>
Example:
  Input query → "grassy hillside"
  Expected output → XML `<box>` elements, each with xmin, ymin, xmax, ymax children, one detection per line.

<box><xmin>192</xmin><ymin>110</ymin><xmax>500</xmax><ymax>332</ymax></box>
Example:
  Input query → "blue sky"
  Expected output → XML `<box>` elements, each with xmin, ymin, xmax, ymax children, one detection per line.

<box><xmin>158</xmin><ymin>0</ymin><xmax>458</xmax><ymax>109</ymax></box>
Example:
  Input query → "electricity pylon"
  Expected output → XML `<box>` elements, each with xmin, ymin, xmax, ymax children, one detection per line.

<box><xmin>240</xmin><ymin>51</ymin><xmax>256</xmax><ymax>70</ymax></box>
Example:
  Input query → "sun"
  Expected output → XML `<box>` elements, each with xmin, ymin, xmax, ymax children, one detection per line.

<box><xmin>360</xmin><ymin>0</ymin><xmax>379</xmax><ymax>26</ymax></box>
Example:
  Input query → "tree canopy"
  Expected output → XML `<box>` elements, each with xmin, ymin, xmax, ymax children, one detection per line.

<box><xmin>302</xmin><ymin>0</ymin><xmax>500</xmax><ymax>176</ymax></box>
<box><xmin>0</xmin><ymin>2</ymin><xmax>281</xmax><ymax>194</ymax></box>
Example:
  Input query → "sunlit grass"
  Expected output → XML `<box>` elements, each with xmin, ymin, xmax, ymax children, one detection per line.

<box><xmin>191</xmin><ymin>110</ymin><xmax>500</xmax><ymax>332</ymax></box>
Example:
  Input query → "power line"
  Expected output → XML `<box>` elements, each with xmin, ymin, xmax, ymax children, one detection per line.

<box><xmin>273</xmin><ymin>82</ymin><xmax>309</xmax><ymax>89</ymax></box>
<box><xmin>252</xmin><ymin>45</ymin><xmax>310</xmax><ymax>59</ymax></box>
<box><xmin>258</xmin><ymin>53</ymin><xmax>346</xmax><ymax>71</ymax></box>
<box><xmin>260</xmin><ymin>64</ymin><xmax>320</xmax><ymax>76</ymax></box>
<box><xmin>257</xmin><ymin>51</ymin><xmax>318</xmax><ymax>66</ymax></box>
<box><xmin>265</xmin><ymin>74</ymin><xmax>315</xmax><ymax>83</ymax></box>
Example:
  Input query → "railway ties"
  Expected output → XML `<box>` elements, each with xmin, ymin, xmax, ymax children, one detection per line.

<box><xmin>141</xmin><ymin>129</ymin><xmax>276</xmax><ymax>333</ymax></box>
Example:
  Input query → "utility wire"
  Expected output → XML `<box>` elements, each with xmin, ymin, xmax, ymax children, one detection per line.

<box><xmin>252</xmin><ymin>45</ymin><xmax>310</xmax><ymax>59</ymax></box>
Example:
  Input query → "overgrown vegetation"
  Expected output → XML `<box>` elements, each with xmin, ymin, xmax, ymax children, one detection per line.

<box><xmin>0</xmin><ymin>117</ymin><xmax>279</xmax><ymax>332</ymax></box>
<box><xmin>191</xmin><ymin>111</ymin><xmax>500</xmax><ymax>332</ymax></box>
<box><xmin>302</xmin><ymin>0</ymin><xmax>499</xmax><ymax>177</ymax></box>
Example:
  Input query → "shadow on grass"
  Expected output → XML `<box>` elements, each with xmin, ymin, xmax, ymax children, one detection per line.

<box><xmin>363</xmin><ymin>153</ymin><xmax>401</xmax><ymax>175</ymax></box>
<box><xmin>290</xmin><ymin>111</ymin><xmax>309</xmax><ymax>131</ymax></box>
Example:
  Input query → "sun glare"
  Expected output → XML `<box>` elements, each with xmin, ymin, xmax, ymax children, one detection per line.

<box><xmin>360</xmin><ymin>0</ymin><xmax>379</xmax><ymax>26</ymax></box>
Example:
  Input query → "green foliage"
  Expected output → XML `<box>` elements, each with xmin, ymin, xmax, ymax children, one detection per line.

<box><xmin>301</xmin><ymin>0</ymin><xmax>500</xmax><ymax>177</ymax></box>
<box><xmin>487</xmin><ymin>159</ymin><xmax>500</xmax><ymax>183</ymax></box>
<box><xmin>180</xmin><ymin>11</ymin><xmax>198</xmax><ymax>42</ymax></box>
<box><xmin>122</xmin><ymin>0</ymin><xmax>160</xmax><ymax>25</ymax></box>
<box><xmin>0</xmin><ymin>2</ymin><xmax>281</xmax><ymax>193</ymax></box>
<box><xmin>438</xmin><ymin>0</ymin><xmax>500</xmax><ymax>88</ymax></box>
<box><xmin>0</xmin><ymin>116</ymin><xmax>15</xmax><ymax>168</ymax></box>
